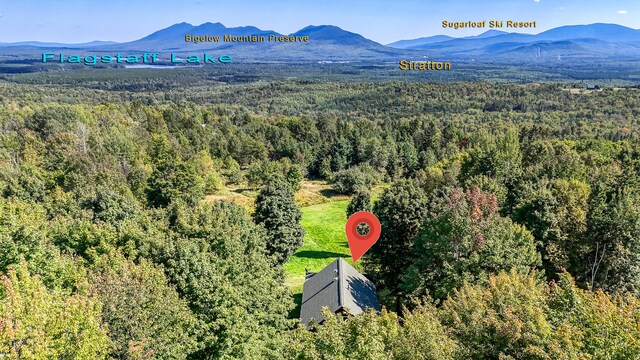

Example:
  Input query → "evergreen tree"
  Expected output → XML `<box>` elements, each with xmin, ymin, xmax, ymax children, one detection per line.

<box><xmin>253</xmin><ymin>179</ymin><xmax>305</xmax><ymax>265</ymax></box>
<box><xmin>146</xmin><ymin>135</ymin><xmax>203</xmax><ymax>208</ymax></box>
<box><xmin>346</xmin><ymin>191</ymin><xmax>372</xmax><ymax>218</ymax></box>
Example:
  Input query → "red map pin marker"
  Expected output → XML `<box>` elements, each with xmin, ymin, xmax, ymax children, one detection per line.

<box><xmin>346</xmin><ymin>211</ymin><xmax>381</xmax><ymax>263</ymax></box>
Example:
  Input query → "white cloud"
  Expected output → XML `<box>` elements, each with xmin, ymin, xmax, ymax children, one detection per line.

<box><xmin>533</xmin><ymin>0</ymin><xmax>540</xmax><ymax>2</ymax></box>
<box><xmin>617</xmin><ymin>10</ymin><xmax>628</xmax><ymax>15</ymax></box>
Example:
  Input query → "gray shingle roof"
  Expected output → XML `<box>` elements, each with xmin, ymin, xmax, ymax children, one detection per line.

<box><xmin>300</xmin><ymin>258</ymin><xmax>381</xmax><ymax>326</ymax></box>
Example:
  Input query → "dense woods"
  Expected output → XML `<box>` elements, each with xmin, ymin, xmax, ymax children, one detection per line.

<box><xmin>1</xmin><ymin>76</ymin><xmax>640</xmax><ymax>358</ymax></box>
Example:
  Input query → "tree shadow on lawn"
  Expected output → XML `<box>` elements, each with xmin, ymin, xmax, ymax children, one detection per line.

<box><xmin>293</xmin><ymin>250</ymin><xmax>347</xmax><ymax>260</ymax></box>
<box><xmin>320</xmin><ymin>188</ymin><xmax>345</xmax><ymax>198</ymax></box>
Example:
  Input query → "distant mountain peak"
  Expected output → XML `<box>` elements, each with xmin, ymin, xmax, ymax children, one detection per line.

<box><xmin>291</xmin><ymin>25</ymin><xmax>379</xmax><ymax>45</ymax></box>
<box><xmin>294</xmin><ymin>25</ymin><xmax>359</xmax><ymax>34</ymax></box>
<box><xmin>469</xmin><ymin>30</ymin><xmax>509</xmax><ymax>39</ymax></box>
<box><xmin>164</xmin><ymin>22</ymin><xmax>194</xmax><ymax>29</ymax></box>
<box><xmin>193</xmin><ymin>22</ymin><xmax>228</xmax><ymax>30</ymax></box>
<box><xmin>299</xmin><ymin>25</ymin><xmax>340</xmax><ymax>30</ymax></box>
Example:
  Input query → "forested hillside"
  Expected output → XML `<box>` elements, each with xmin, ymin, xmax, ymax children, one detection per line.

<box><xmin>1</xmin><ymin>78</ymin><xmax>640</xmax><ymax>358</ymax></box>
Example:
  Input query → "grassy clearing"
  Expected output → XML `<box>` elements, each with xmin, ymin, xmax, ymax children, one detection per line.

<box><xmin>295</xmin><ymin>180</ymin><xmax>350</xmax><ymax>207</ymax></box>
<box><xmin>283</xmin><ymin>181</ymin><xmax>387</xmax><ymax>292</ymax></box>
<box><xmin>284</xmin><ymin>200</ymin><xmax>360</xmax><ymax>293</ymax></box>
<box><xmin>284</xmin><ymin>199</ymin><xmax>361</xmax><ymax>318</ymax></box>
<box><xmin>205</xmin><ymin>180</ymin><xmax>350</xmax><ymax>212</ymax></box>
<box><xmin>205</xmin><ymin>179</ymin><xmax>388</xmax><ymax>317</ymax></box>
<box><xmin>283</xmin><ymin>183</ymin><xmax>390</xmax><ymax>317</ymax></box>
<box><xmin>205</xmin><ymin>190</ymin><xmax>255</xmax><ymax>212</ymax></box>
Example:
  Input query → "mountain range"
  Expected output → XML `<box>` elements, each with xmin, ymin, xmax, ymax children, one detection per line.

<box><xmin>387</xmin><ymin>24</ymin><xmax>640</xmax><ymax>60</ymax></box>
<box><xmin>1</xmin><ymin>22</ymin><xmax>640</xmax><ymax>63</ymax></box>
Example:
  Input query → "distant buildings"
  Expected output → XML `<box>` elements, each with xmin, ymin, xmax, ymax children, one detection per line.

<box><xmin>300</xmin><ymin>258</ymin><xmax>381</xmax><ymax>326</ymax></box>
<box><xmin>587</xmin><ymin>84</ymin><xmax>601</xmax><ymax>90</ymax></box>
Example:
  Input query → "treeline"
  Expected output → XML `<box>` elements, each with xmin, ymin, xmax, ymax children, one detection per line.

<box><xmin>1</xmin><ymin>80</ymin><xmax>640</xmax><ymax>358</ymax></box>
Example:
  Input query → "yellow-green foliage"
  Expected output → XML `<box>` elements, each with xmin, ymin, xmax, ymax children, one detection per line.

<box><xmin>551</xmin><ymin>273</ymin><xmax>640</xmax><ymax>359</ymax></box>
<box><xmin>441</xmin><ymin>271</ymin><xmax>640</xmax><ymax>359</ymax></box>
<box><xmin>0</xmin><ymin>261</ymin><xmax>111</xmax><ymax>359</ymax></box>
<box><xmin>288</xmin><ymin>307</ymin><xmax>457</xmax><ymax>360</ymax></box>
<box><xmin>441</xmin><ymin>271</ymin><xmax>571</xmax><ymax>359</ymax></box>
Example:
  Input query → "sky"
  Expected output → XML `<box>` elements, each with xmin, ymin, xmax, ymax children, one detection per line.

<box><xmin>0</xmin><ymin>0</ymin><xmax>638</xmax><ymax>44</ymax></box>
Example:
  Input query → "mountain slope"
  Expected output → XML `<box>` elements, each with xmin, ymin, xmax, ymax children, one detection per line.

<box><xmin>387</xmin><ymin>35</ymin><xmax>454</xmax><ymax>49</ymax></box>
<box><xmin>113</xmin><ymin>23</ymin><xmax>410</xmax><ymax>60</ymax></box>
<box><xmin>138</xmin><ymin>22</ymin><xmax>196</xmax><ymax>42</ymax></box>
<box><xmin>407</xmin><ymin>33</ymin><xmax>535</xmax><ymax>51</ymax></box>
<box><xmin>398</xmin><ymin>23</ymin><xmax>640</xmax><ymax>60</ymax></box>
<box><xmin>536</xmin><ymin>23</ymin><xmax>640</xmax><ymax>42</ymax></box>
<box><xmin>291</xmin><ymin>25</ymin><xmax>379</xmax><ymax>46</ymax></box>
<box><xmin>114</xmin><ymin>22</ymin><xmax>282</xmax><ymax>51</ymax></box>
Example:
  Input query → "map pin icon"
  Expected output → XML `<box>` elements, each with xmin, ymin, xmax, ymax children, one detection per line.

<box><xmin>346</xmin><ymin>211</ymin><xmax>381</xmax><ymax>263</ymax></box>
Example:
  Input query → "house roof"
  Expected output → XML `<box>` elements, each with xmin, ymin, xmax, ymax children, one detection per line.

<box><xmin>300</xmin><ymin>258</ymin><xmax>381</xmax><ymax>326</ymax></box>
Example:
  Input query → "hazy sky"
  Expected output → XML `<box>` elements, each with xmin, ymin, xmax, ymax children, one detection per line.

<box><xmin>0</xmin><ymin>0</ymin><xmax>638</xmax><ymax>44</ymax></box>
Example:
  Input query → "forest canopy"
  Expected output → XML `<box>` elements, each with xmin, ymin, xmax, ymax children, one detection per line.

<box><xmin>1</xmin><ymin>77</ymin><xmax>640</xmax><ymax>358</ymax></box>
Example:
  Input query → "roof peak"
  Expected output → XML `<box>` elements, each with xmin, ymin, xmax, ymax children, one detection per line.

<box><xmin>300</xmin><ymin>257</ymin><xmax>380</xmax><ymax>326</ymax></box>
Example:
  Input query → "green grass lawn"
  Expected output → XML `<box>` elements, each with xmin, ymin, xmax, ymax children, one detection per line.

<box><xmin>284</xmin><ymin>200</ymin><xmax>365</xmax><ymax>316</ymax></box>
<box><xmin>282</xmin><ymin>183</ymin><xmax>390</xmax><ymax>318</ymax></box>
